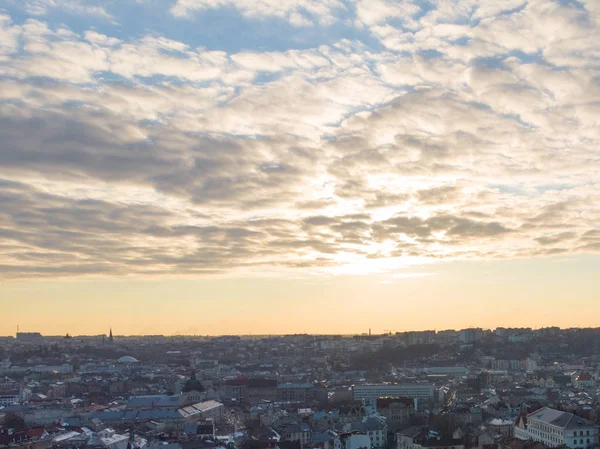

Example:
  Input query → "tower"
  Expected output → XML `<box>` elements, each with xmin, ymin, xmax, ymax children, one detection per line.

<box><xmin>108</xmin><ymin>328</ymin><xmax>114</xmax><ymax>344</ymax></box>
<box><xmin>127</xmin><ymin>427</ymin><xmax>136</xmax><ymax>449</ymax></box>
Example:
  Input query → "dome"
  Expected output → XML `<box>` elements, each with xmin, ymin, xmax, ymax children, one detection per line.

<box><xmin>117</xmin><ymin>356</ymin><xmax>139</xmax><ymax>363</ymax></box>
<box><xmin>183</xmin><ymin>370</ymin><xmax>205</xmax><ymax>392</ymax></box>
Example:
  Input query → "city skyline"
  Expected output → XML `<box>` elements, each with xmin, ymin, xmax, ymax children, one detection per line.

<box><xmin>1</xmin><ymin>0</ymin><xmax>600</xmax><ymax>331</ymax></box>
<box><xmin>5</xmin><ymin>323</ymin><xmax>600</xmax><ymax>339</ymax></box>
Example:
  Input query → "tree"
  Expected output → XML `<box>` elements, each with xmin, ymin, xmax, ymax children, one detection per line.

<box><xmin>4</xmin><ymin>413</ymin><xmax>26</xmax><ymax>430</ymax></box>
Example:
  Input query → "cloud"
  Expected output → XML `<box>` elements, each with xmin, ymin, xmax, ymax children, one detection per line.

<box><xmin>0</xmin><ymin>1</ymin><xmax>599</xmax><ymax>279</ymax></box>
<box><xmin>24</xmin><ymin>0</ymin><xmax>112</xmax><ymax>20</ymax></box>
<box><xmin>170</xmin><ymin>0</ymin><xmax>346</xmax><ymax>26</ymax></box>
<box><xmin>0</xmin><ymin>14</ymin><xmax>22</xmax><ymax>61</ymax></box>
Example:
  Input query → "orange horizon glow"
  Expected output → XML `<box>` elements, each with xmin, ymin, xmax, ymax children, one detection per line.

<box><xmin>2</xmin><ymin>254</ymin><xmax>599</xmax><ymax>337</ymax></box>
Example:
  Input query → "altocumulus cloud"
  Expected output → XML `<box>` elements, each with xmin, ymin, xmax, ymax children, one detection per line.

<box><xmin>0</xmin><ymin>0</ymin><xmax>599</xmax><ymax>279</ymax></box>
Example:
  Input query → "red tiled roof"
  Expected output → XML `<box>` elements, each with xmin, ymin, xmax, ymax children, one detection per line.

<box><xmin>26</xmin><ymin>428</ymin><xmax>47</xmax><ymax>439</ymax></box>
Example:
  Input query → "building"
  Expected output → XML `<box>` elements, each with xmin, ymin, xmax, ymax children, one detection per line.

<box><xmin>0</xmin><ymin>365</ymin><xmax>73</xmax><ymax>376</ymax></box>
<box><xmin>91</xmin><ymin>400</ymin><xmax>224</xmax><ymax>431</ymax></box>
<box><xmin>90</xmin><ymin>410</ymin><xmax>184</xmax><ymax>431</ymax></box>
<box><xmin>126</xmin><ymin>394</ymin><xmax>189</xmax><ymax>410</ymax></box>
<box><xmin>0</xmin><ymin>379</ymin><xmax>21</xmax><ymax>406</ymax></box>
<box><xmin>48</xmin><ymin>382</ymin><xmax>67</xmax><ymax>399</ymax></box>
<box><xmin>277</xmin><ymin>383</ymin><xmax>314</xmax><ymax>403</ymax></box>
<box><xmin>325</xmin><ymin>431</ymin><xmax>372</xmax><ymax>449</ymax></box>
<box><xmin>516</xmin><ymin>407</ymin><xmax>599</xmax><ymax>449</ymax></box>
<box><xmin>376</xmin><ymin>397</ymin><xmax>415</xmax><ymax>432</ymax></box>
<box><xmin>574</xmin><ymin>372</ymin><xmax>596</xmax><ymax>389</ymax></box>
<box><xmin>436</xmin><ymin>330</ymin><xmax>459</xmax><ymax>344</ymax></box>
<box><xmin>459</xmin><ymin>329</ymin><xmax>483</xmax><ymax>344</ymax></box>
<box><xmin>492</xmin><ymin>360</ymin><xmax>510</xmax><ymax>371</ymax></box>
<box><xmin>397</xmin><ymin>428</ymin><xmax>464</xmax><ymax>449</ymax></box>
<box><xmin>179</xmin><ymin>400</ymin><xmax>225</xmax><ymax>424</ymax></box>
<box><xmin>279</xmin><ymin>423</ymin><xmax>312</xmax><ymax>447</ymax></box>
<box><xmin>423</xmin><ymin>367</ymin><xmax>469</xmax><ymax>376</ymax></box>
<box><xmin>403</xmin><ymin>331</ymin><xmax>436</xmax><ymax>346</ymax></box>
<box><xmin>353</xmin><ymin>384</ymin><xmax>434</xmax><ymax>407</ymax></box>
<box><xmin>16</xmin><ymin>332</ymin><xmax>44</xmax><ymax>344</ymax></box>
<box><xmin>97</xmin><ymin>429</ymin><xmax>129</xmax><ymax>449</ymax></box>
<box><xmin>220</xmin><ymin>378</ymin><xmax>247</xmax><ymax>405</ymax></box>
<box><xmin>183</xmin><ymin>420</ymin><xmax>215</xmax><ymax>438</ymax></box>
<box><xmin>488</xmin><ymin>418</ymin><xmax>514</xmax><ymax>439</ymax></box>
<box><xmin>525</xmin><ymin>359</ymin><xmax>538</xmax><ymax>373</ymax></box>
<box><xmin>343</xmin><ymin>417</ymin><xmax>387</xmax><ymax>449</ymax></box>
<box><xmin>509</xmin><ymin>360</ymin><xmax>522</xmax><ymax>371</ymax></box>
<box><xmin>247</xmin><ymin>378</ymin><xmax>278</xmax><ymax>405</ymax></box>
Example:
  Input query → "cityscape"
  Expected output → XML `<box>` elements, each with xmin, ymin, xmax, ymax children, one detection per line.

<box><xmin>2</xmin><ymin>328</ymin><xmax>600</xmax><ymax>449</ymax></box>
<box><xmin>1</xmin><ymin>1</ymin><xmax>600</xmax><ymax>449</ymax></box>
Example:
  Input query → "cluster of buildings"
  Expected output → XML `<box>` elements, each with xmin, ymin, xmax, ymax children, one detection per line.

<box><xmin>1</xmin><ymin>327</ymin><xmax>600</xmax><ymax>449</ymax></box>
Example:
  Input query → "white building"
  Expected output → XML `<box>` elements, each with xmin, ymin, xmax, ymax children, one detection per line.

<box><xmin>516</xmin><ymin>407</ymin><xmax>599</xmax><ymax>449</ymax></box>
<box><xmin>423</xmin><ymin>367</ymin><xmax>468</xmax><ymax>376</ymax></box>
<box><xmin>327</xmin><ymin>433</ymin><xmax>372</xmax><ymax>449</ymax></box>
<box><xmin>98</xmin><ymin>429</ymin><xmax>129</xmax><ymax>449</ymax></box>
<box><xmin>352</xmin><ymin>384</ymin><xmax>434</xmax><ymax>407</ymax></box>
<box><xmin>344</xmin><ymin>434</ymin><xmax>372</xmax><ymax>449</ymax></box>
<box><xmin>337</xmin><ymin>417</ymin><xmax>387</xmax><ymax>449</ymax></box>
<box><xmin>0</xmin><ymin>392</ymin><xmax>20</xmax><ymax>406</ymax></box>
<box><xmin>96</xmin><ymin>429</ymin><xmax>147</xmax><ymax>449</ymax></box>
<box><xmin>178</xmin><ymin>400</ymin><xmax>224</xmax><ymax>423</ymax></box>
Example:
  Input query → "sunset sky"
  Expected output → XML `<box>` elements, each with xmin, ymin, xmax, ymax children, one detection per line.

<box><xmin>1</xmin><ymin>0</ymin><xmax>599</xmax><ymax>336</ymax></box>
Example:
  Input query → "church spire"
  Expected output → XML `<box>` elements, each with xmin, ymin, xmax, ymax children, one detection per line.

<box><xmin>108</xmin><ymin>327</ymin><xmax>114</xmax><ymax>343</ymax></box>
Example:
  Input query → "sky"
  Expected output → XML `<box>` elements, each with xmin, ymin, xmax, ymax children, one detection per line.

<box><xmin>0</xmin><ymin>0</ymin><xmax>599</xmax><ymax>336</ymax></box>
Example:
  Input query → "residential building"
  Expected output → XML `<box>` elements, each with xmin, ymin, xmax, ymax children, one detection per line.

<box><xmin>403</xmin><ymin>331</ymin><xmax>436</xmax><ymax>346</ymax></box>
<box><xmin>183</xmin><ymin>420</ymin><xmax>215</xmax><ymax>438</ymax></box>
<box><xmin>247</xmin><ymin>378</ymin><xmax>278</xmax><ymax>405</ymax></box>
<box><xmin>0</xmin><ymin>379</ymin><xmax>21</xmax><ymax>406</ymax></box>
<box><xmin>277</xmin><ymin>383</ymin><xmax>314</xmax><ymax>403</ymax></box>
<box><xmin>459</xmin><ymin>329</ymin><xmax>483</xmax><ymax>344</ymax></box>
<box><xmin>376</xmin><ymin>397</ymin><xmax>415</xmax><ymax>432</ymax></box>
<box><xmin>279</xmin><ymin>423</ymin><xmax>312</xmax><ymax>447</ymax></box>
<box><xmin>516</xmin><ymin>407</ymin><xmax>599</xmax><ymax>449</ymax></box>
<box><xmin>325</xmin><ymin>431</ymin><xmax>372</xmax><ymax>449</ymax></box>
<box><xmin>342</xmin><ymin>417</ymin><xmax>387</xmax><ymax>449</ymax></box>
<box><xmin>397</xmin><ymin>428</ymin><xmax>465</xmax><ymax>449</ymax></box>
<box><xmin>488</xmin><ymin>418</ymin><xmax>514</xmax><ymax>439</ymax></box>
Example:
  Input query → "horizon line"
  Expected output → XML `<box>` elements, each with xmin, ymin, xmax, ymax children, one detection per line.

<box><xmin>5</xmin><ymin>325</ymin><xmax>596</xmax><ymax>339</ymax></box>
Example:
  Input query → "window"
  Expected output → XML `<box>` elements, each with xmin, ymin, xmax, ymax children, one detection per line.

<box><xmin>587</xmin><ymin>431</ymin><xmax>590</xmax><ymax>436</ymax></box>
